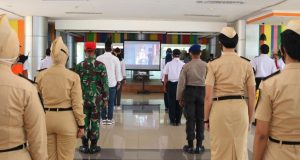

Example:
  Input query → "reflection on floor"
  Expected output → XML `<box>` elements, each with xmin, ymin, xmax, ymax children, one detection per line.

<box><xmin>74</xmin><ymin>93</ymin><xmax>254</xmax><ymax>160</ymax></box>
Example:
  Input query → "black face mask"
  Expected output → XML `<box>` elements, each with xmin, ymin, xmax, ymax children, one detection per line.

<box><xmin>280</xmin><ymin>44</ymin><xmax>286</xmax><ymax>63</ymax></box>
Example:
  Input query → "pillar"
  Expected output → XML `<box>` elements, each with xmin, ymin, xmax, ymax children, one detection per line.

<box><xmin>209</xmin><ymin>37</ymin><xmax>219</xmax><ymax>58</ymax></box>
<box><xmin>67</xmin><ymin>34</ymin><xmax>75</xmax><ymax>68</ymax></box>
<box><xmin>235</xmin><ymin>20</ymin><xmax>246</xmax><ymax>57</ymax></box>
<box><xmin>25</xmin><ymin>16</ymin><xmax>48</xmax><ymax>79</ymax></box>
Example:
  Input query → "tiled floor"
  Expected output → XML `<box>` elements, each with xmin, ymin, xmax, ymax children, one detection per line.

<box><xmin>74</xmin><ymin>93</ymin><xmax>254</xmax><ymax>160</ymax></box>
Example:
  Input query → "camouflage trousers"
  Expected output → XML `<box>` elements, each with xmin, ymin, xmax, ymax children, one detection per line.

<box><xmin>82</xmin><ymin>103</ymin><xmax>100</xmax><ymax>141</ymax></box>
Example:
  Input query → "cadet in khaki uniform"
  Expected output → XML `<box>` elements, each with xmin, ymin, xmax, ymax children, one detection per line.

<box><xmin>36</xmin><ymin>37</ymin><xmax>85</xmax><ymax>160</ymax></box>
<box><xmin>253</xmin><ymin>20</ymin><xmax>300</xmax><ymax>160</ymax></box>
<box><xmin>204</xmin><ymin>27</ymin><xmax>256</xmax><ymax>160</ymax></box>
<box><xmin>0</xmin><ymin>15</ymin><xmax>48</xmax><ymax>160</ymax></box>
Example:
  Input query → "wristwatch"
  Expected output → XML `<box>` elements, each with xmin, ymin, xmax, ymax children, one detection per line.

<box><xmin>204</xmin><ymin>120</ymin><xmax>209</xmax><ymax>123</ymax></box>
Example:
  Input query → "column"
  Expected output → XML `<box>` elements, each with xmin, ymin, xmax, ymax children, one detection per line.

<box><xmin>25</xmin><ymin>16</ymin><xmax>48</xmax><ymax>79</ymax></box>
<box><xmin>209</xmin><ymin>37</ymin><xmax>220</xmax><ymax>58</ymax></box>
<box><xmin>235</xmin><ymin>20</ymin><xmax>246</xmax><ymax>57</ymax></box>
<box><xmin>67</xmin><ymin>34</ymin><xmax>75</xmax><ymax>68</ymax></box>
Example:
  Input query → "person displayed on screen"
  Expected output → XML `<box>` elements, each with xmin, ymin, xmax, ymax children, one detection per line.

<box><xmin>136</xmin><ymin>48</ymin><xmax>148</xmax><ymax>65</ymax></box>
<box><xmin>147</xmin><ymin>48</ymin><xmax>154</xmax><ymax>65</ymax></box>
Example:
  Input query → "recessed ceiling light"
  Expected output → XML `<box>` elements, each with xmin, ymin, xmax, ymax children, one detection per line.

<box><xmin>184</xmin><ymin>14</ymin><xmax>221</xmax><ymax>17</ymax></box>
<box><xmin>65</xmin><ymin>12</ymin><xmax>103</xmax><ymax>15</ymax></box>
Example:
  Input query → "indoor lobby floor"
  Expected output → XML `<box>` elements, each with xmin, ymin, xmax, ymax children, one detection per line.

<box><xmin>74</xmin><ymin>93</ymin><xmax>254</xmax><ymax>160</ymax></box>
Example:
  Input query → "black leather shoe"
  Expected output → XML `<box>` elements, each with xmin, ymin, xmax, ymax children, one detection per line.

<box><xmin>90</xmin><ymin>139</ymin><xmax>101</xmax><ymax>154</ymax></box>
<box><xmin>89</xmin><ymin>145</ymin><xmax>101</xmax><ymax>154</ymax></box>
<box><xmin>183</xmin><ymin>145</ymin><xmax>194</xmax><ymax>154</ymax></box>
<box><xmin>79</xmin><ymin>146</ymin><xmax>89</xmax><ymax>154</ymax></box>
<box><xmin>194</xmin><ymin>146</ymin><xmax>205</xmax><ymax>154</ymax></box>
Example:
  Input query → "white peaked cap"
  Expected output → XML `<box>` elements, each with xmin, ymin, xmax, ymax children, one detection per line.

<box><xmin>287</xmin><ymin>20</ymin><xmax>300</xmax><ymax>35</ymax></box>
<box><xmin>0</xmin><ymin>14</ymin><xmax>19</xmax><ymax>59</ymax></box>
<box><xmin>220</xmin><ymin>27</ymin><xmax>237</xmax><ymax>38</ymax></box>
<box><xmin>51</xmin><ymin>36</ymin><xmax>69</xmax><ymax>65</ymax></box>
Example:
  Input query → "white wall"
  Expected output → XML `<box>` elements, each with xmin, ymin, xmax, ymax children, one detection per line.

<box><xmin>245</xmin><ymin>24</ymin><xmax>259</xmax><ymax>60</ymax></box>
<box><xmin>55</xmin><ymin>19</ymin><xmax>227</xmax><ymax>33</ymax></box>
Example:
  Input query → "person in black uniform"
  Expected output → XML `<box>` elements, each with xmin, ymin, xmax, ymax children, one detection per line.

<box><xmin>177</xmin><ymin>44</ymin><xmax>207</xmax><ymax>154</ymax></box>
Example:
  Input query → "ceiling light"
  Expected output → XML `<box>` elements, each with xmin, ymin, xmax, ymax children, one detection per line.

<box><xmin>196</xmin><ymin>0</ymin><xmax>245</xmax><ymax>5</ymax></box>
<box><xmin>184</xmin><ymin>14</ymin><xmax>221</xmax><ymax>17</ymax></box>
<box><xmin>65</xmin><ymin>12</ymin><xmax>102</xmax><ymax>15</ymax></box>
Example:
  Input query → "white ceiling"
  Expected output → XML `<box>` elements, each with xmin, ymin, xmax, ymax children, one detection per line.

<box><xmin>0</xmin><ymin>0</ymin><xmax>295</xmax><ymax>22</ymax></box>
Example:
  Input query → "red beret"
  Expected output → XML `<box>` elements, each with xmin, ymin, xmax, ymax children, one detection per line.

<box><xmin>85</xmin><ymin>42</ymin><xmax>96</xmax><ymax>51</ymax></box>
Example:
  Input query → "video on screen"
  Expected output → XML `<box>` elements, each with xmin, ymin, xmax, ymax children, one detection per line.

<box><xmin>123</xmin><ymin>41</ymin><xmax>161</xmax><ymax>70</ymax></box>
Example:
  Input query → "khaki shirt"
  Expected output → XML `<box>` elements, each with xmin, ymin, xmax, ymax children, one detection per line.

<box><xmin>0</xmin><ymin>64</ymin><xmax>47</xmax><ymax>160</ymax></box>
<box><xmin>36</xmin><ymin>65</ymin><xmax>85</xmax><ymax>127</ymax></box>
<box><xmin>255</xmin><ymin>63</ymin><xmax>300</xmax><ymax>141</ymax></box>
<box><xmin>205</xmin><ymin>52</ymin><xmax>255</xmax><ymax>97</ymax></box>
<box><xmin>177</xmin><ymin>59</ymin><xmax>207</xmax><ymax>100</ymax></box>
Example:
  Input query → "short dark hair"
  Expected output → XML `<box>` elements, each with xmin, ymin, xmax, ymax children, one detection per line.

<box><xmin>218</xmin><ymin>34</ymin><xmax>238</xmax><ymax>48</ymax></box>
<box><xmin>260</xmin><ymin>44</ymin><xmax>269</xmax><ymax>54</ymax></box>
<box><xmin>114</xmin><ymin>47</ymin><xmax>121</xmax><ymax>53</ymax></box>
<box><xmin>46</xmin><ymin>48</ymin><xmax>51</xmax><ymax>56</ymax></box>
<box><xmin>172</xmin><ymin>49</ymin><xmax>181</xmax><ymax>57</ymax></box>
<box><xmin>105</xmin><ymin>40</ymin><xmax>112</xmax><ymax>52</ymax></box>
<box><xmin>18</xmin><ymin>55</ymin><xmax>28</xmax><ymax>63</ymax></box>
<box><xmin>191</xmin><ymin>50</ymin><xmax>201</xmax><ymax>55</ymax></box>
<box><xmin>281</xmin><ymin>29</ymin><xmax>300</xmax><ymax>61</ymax></box>
<box><xmin>166</xmin><ymin>48</ymin><xmax>172</xmax><ymax>54</ymax></box>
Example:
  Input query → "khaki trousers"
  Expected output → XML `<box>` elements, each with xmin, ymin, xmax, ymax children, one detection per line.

<box><xmin>46</xmin><ymin>111</ymin><xmax>78</xmax><ymax>160</ymax></box>
<box><xmin>264</xmin><ymin>141</ymin><xmax>300</xmax><ymax>160</ymax></box>
<box><xmin>0</xmin><ymin>149</ymin><xmax>31</xmax><ymax>160</ymax></box>
<box><xmin>209</xmin><ymin>99</ymin><xmax>249</xmax><ymax>160</ymax></box>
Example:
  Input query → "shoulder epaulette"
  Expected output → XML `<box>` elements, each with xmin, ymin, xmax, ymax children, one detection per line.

<box><xmin>18</xmin><ymin>74</ymin><xmax>36</xmax><ymax>84</ymax></box>
<box><xmin>262</xmin><ymin>70</ymin><xmax>280</xmax><ymax>81</ymax></box>
<box><xmin>209</xmin><ymin>57</ymin><xmax>220</xmax><ymax>62</ymax></box>
<box><xmin>36</xmin><ymin>68</ymin><xmax>47</xmax><ymax>72</ymax></box>
<box><xmin>240</xmin><ymin>56</ymin><xmax>250</xmax><ymax>62</ymax></box>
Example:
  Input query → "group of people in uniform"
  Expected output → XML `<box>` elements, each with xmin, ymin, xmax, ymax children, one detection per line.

<box><xmin>160</xmin><ymin>19</ymin><xmax>300</xmax><ymax>160</ymax></box>
<box><xmin>1</xmin><ymin>11</ymin><xmax>300</xmax><ymax>160</ymax></box>
<box><xmin>0</xmin><ymin>13</ymin><xmax>119</xmax><ymax>160</ymax></box>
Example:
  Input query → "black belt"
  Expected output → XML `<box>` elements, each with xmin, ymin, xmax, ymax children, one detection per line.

<box><xmin>213</xmin><ymin>95</ymin><xmax>245</xmax><ymax>101</ymax></box>
<box><xmin>44</xmin><ymin>107</ymin><xmax>73</xmax><ymax>112</ymax></box>
<box><xmin>269</xmin><ymin>137</ymin><xmax>300</xmax><ymax>145</ymax></box>
<box><xmin>186</xmin><ymin>85</ymin><xmax>204</xmax><ymax>88</ymax></box>
<box><xmin>0</xmin><ymin>143</ymin><xmax>27</xmax><ymax>152</ymax></box>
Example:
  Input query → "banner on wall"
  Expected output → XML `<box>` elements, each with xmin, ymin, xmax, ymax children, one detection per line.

<box><xmin>259</xmin><ymin>24</ymin><xmax>287</xmax><ymax>55</ymax></box>
<box><xmin>75</xmin><ymin>32</ymin><xmax>209</xmax><ymax>45</ymax></box>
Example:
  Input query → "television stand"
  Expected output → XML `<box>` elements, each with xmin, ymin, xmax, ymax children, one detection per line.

<box><xmin>135</xmin><ymin>72</ymin><xmax>152</xmax><ymax>94</ymax></box>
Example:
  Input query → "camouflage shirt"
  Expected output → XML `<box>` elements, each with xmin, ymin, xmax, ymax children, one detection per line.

<box><xmin>75</xmin><ymin>57</ymin><xmax>109</xmax><ymax>107</ymax></box>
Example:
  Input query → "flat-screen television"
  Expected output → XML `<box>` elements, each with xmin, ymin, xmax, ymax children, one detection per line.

<box><xmin>123</xmin><ymin>41</ymin><xmax>161</xmax><ymax>70</ymax></box>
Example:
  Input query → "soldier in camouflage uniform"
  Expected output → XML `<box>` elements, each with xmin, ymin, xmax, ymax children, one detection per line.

<box><xmin>75</xmin><ymin>42</ymin><xmax>109</xmax><ymax>154</ymax></box>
